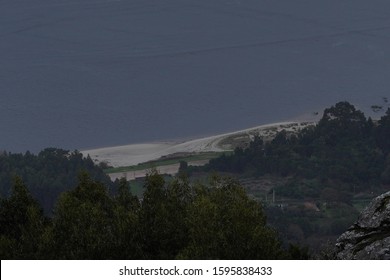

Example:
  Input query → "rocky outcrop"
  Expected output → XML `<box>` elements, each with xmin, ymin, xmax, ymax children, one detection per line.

<box><xmin>335</xmin><ymin>191</ymin><xmax>390</xmax><ymax>259</ymax></box>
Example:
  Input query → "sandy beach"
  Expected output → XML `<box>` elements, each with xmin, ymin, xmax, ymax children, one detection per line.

<box><xmin>81</xmin><ymin>120</ymin><xmax>317</xmax><ymax>169</ymax></box>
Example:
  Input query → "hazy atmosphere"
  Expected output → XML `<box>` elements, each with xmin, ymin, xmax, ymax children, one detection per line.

<box><xmin>2</xmin><ymin>0</ymin><xmax>390</xmax><ymax>152</ymax></box>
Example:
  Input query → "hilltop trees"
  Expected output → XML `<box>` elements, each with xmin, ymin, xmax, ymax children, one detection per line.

<box><xmin>0</xmin><ymin>171</ymin><xmax>287</xmax><ymax>259</ymax></box>
<box><xmin>0</xmin><ymin>148</ymin><xmax>114</xmax><ymax>214</ymax></box>
<box><xmin>194</xmin><ymin>101</ymin><xmax>390</xmax><ymax>253</ymax></box>
<box><xmin>317</xmin><ymin>101</ymin><xmax>368</xmax><ymax>143</ymax></box>
<box><xmin>204</xmin><ymin>101</ymin><xmax>387</xmax><ymax>193</ymax></box>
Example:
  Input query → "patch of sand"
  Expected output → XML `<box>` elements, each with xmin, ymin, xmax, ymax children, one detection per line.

<box><xmin>81</xmin><ymin>121</ymin><xmax>317</xmax><ymax>168</ymax></box>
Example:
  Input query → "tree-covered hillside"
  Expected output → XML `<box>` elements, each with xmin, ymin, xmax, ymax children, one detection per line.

<box><xmin>202</xmin><ymin>102</ymin><xmax>390</xmax><ymax>193</ymax></box>
<box><xmin>0</xmin><ymin>148</ymin><xmax>113</xmax><ymax>214</ymax></box>
<box><xmin>188</xmin><ymin>102</ymin><xmax>390</xmax><ymax>250</ymax></box>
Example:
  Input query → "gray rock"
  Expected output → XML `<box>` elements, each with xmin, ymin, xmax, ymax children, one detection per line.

<box><xmin>335</xmin><ymin>191</ymin><xmax>390</xmax><ymax>260</ymax></box>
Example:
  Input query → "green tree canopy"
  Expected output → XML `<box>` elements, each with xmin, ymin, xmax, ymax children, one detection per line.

<box><xmin>179</xmin><ymin>176</ymin><xmax>284</xmax><ymax>259</ymax></box>
<box><xmin>44</xmin><ymin>172</ymin><xmax>116</xmax><ymax>259</ymax></box>
<box><xmin>0</xmin><ymin>176</ymin><xmax>46</xmax><ymax>259</ymax></box>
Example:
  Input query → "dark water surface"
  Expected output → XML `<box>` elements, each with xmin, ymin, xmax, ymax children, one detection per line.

<box><xmin>2</xmin><ymin>0</ymin><xmax>390</xmax><ymax>152</ymax></box>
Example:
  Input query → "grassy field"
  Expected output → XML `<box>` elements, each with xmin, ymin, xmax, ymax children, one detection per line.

<box><xmin>104</xmin><ymin>151</ymin><xmax>228</xmax><ymax>174</ymax></box>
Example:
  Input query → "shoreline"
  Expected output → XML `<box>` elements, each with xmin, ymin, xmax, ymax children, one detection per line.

<box><xmin>81</xmin><ymin>119</ymin><xmax>318</xmax><ymax>169</ymax></box>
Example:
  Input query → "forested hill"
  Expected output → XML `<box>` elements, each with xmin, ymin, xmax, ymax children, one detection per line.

<box><xmin>0</xmin><ymin>148</ymin><xmax>114</xmax><ymax>214</ymax></box>
<box><xmin>186</xmin><ymin>101</ymin><xmax>390</xmax><ymax>251</ymax></box>
<box><xmin>201</xmin><ymin>101</ymin><xmax>390</xmax><ymax>194</ymax></box>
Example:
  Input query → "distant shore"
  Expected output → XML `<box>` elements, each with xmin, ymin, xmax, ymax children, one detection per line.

<box><xmin>81</xmin><ymin>119</ymin><xmax>318</xmax><ymax>170</ymax></box>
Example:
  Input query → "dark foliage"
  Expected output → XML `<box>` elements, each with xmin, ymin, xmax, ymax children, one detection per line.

<box><xmin>0</xmin><ymin>172</ymin><xmax>290</xmax><ymax>260</ymax></box>
<box><xmin>203</xmin><ymin>101</ymin><xmax>389</xmax><ymax>195</ymax></box>
<box><xmin>192</xmin><ymin>101</ymin><xmax>390</xmax><ymax>254</ymax></box>
<box><xmin>0</xmin><ymin>148</ymin><xmax>114</xmax><ymax>214</ymax></box>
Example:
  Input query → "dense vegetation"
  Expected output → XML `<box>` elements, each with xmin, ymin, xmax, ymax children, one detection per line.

<box><xmin>188</xmin><ymin>102</ymin><xmax>390</xmax><ymax>249</ymax></box>
<box><xmin>0</xmin><ymin>171</ymin><xmax>294</xmax><ymax>259</ymax></box>
<box><xmin>0</xmin><ymin>149</ymin><xmax>113</xmax><ymax>214</ymax></box>
<box><xmin>203</xmin><ymin>102</ymin><xmax>390</xmax><ymax>188</ymax></box>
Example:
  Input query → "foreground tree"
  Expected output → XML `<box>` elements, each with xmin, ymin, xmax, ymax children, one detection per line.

<box><xmin>1</xmin><ymin>171</ymin><xmax>291</xmax><ymax>259</ymax></box>
<box><xmin>0</xmin><ymin>177</ymin><xmax>46</xmax><ymax>259</ymax></box>
<box><xmin>138</xmin><ymin>170</ymin><xmax>175</xmax><ymax>259</ymax></box>
<box><xmin>43</xmin><ymin>172</ymin><xmax>117</xmax><ymax>259</ymax></box>
<box><xmin>137</xmin><ymin>171</ymin><xmax>286</xmax><ymax>259</ymax></box>
<box><xmin>178</xmin><ymin>176</ymin><xmax>284</xmax><ymax>259</ymax></box>
<box><xmin>112</xmin><ymin>178</ymin><xmax>141</xmax><ymax>259</ymax></box>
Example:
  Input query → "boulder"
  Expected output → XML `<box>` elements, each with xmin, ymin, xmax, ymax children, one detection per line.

<box><xmin>335</xmin><ymin>191</ymin><xmax>390</xmax><ymax>260</ymax></box>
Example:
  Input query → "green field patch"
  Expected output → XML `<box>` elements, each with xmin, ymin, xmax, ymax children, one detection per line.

<box><xmin>104</xmin><ymin>151</ymin><xmax>227</xmax><ymax>174</ymax></box>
